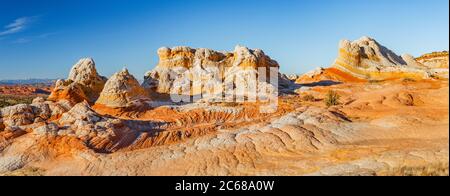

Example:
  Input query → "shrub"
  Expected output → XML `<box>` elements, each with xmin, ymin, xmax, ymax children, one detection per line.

<box><xmin>0</xmin><ymin>95</ymin><xmax>35</xmax><ymax>108</ymax></box>
<box><xmin>324</xmin><ymin>90</ymin><xmax>340</xmax><ymax>107</ymax></box>
<box><xmin>368</xmin><ymin>80</ymin><xmax>383</xmax><ymax>84</ymax></box>
<box><xmin>302</xmin><ymin>94</ymin><xmax>315</xmax><ymax>102</ymax></box>
<box><xmin>403</xmin><ymin>78</ymin><xmax>416</xmax><ymax>83</ymax></box>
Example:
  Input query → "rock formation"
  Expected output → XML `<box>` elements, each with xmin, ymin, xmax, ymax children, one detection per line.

<box><xmin>48</xmin><ymin>58</ymin><xmax>107</xmax><ymax>104</ymax></box>
<box><xmin>416</xmin><ymin>51</ymin><xmax>449</xmax><ymax>69</ymax></box>
<box><xmin>95</xmin><ymin>69</ymin><xmax>149</xmax><ymax>108</ymax></box>
<box><xmin>143</xmin><ymin>45</ymin><xmax>281</xmax><ymax>101</ymax></box>
<box><xmin>295</xmin><ymin>67</ymin><xmax>366</xmax><ymax>84</ymax></box>
<box><xmin>0</xmin><ymin>98</ymin><xmax>72</xmax><ymax>142</ymax></box>
<box><xmin>332</xmin><ymin>36</ymin><xmax>444</xmax><ymax>80</ymax></box>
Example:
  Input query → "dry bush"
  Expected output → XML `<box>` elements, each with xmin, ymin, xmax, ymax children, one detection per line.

<box><xmin>324</xmin><ymin>90</ymin><xmax>340</xmax><ymax>107</ymax></box>
<box><xmin>377</xmin><ymin>163</ymin><xmax>449</xmax><ymax>176</ymax></box>
<box><xmin>302</xmin><ymin>94</ymin><xmax>316</xmax><ymax>102</ymax></box>
<box><xmin>0</xmin><ymin>95</ymin><xmax>35</xmax><ymax>108</ymax></box>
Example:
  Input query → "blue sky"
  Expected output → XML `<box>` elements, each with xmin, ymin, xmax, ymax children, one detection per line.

<box><xmin>0</xmin><ymin>0</ymin><xmax>448</xmax><ymax>80</ymax></box>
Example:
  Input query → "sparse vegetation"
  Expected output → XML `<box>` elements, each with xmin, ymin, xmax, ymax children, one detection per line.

<box><xmin>0</xmin><ymin>167</ymin><xmax>45</xmax><ymax>176</ymax></box>
<box><xmin>209</xmin><ymin>101</ymin><xmax>241</xmax><ymax>107</ymax></box>
<box><xmin>403</xmin><ymin>78</ymin><xmax>416</xmax><ymax>83</ymax></box>
<box><xmin>377</xmin><ymin>163</ymin><xmax>449</xmax><ymax>176</ymax></box>
<box><xmin>368</xmin><ymin>80</ymin><xmax>383</xmax><ymax>84</ymax></box>
<box><xmin>0</xmin><ymin>95</ymin><xmax>36</xmax><ymax>108</ymax></box>
<box><xmin>302</xmin><ymin>94</ymin><xmax>316</xmax><ymax>102</ymax></box>
<box><xmin>429</xmin><ymin>74</ymin><xmax>440</xmax><ymax>80</ymax></box>
<box><xmin>324</xmin><ymin>90</ymin><xmax>340</xmax><ymax>107</ymax></box>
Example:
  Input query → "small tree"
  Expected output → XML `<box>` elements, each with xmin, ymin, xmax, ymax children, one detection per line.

<box><xmin>324</xmin><ymin>90</ymin><xmax>340</xmax><ymax>107</ymax></box>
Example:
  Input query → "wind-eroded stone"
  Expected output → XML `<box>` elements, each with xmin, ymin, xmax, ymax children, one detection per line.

<box><xmin>95</xmin><ymin>69</ymin><xmax>149</xmax><ymax>108</ymax></box>
<box><xmin>332</xmin><ymin>36</ymin><xmax>443</xmax><ymax>80</ymax></box>
<box><xmin>48</xmin><ymin>58</ymin><xmax>107</xmax><ymax>104</ymax></box>
<box><xmin>143</xmin><ymin>45</ymin><xmax>280</xmax><ymax>97</ymax></box>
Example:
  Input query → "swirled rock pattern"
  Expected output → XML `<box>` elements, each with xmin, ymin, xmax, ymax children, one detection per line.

<box><xmin>332</xmin><ymin>36</ymin><xmax>447</xmax><ymax>80</ymax></box>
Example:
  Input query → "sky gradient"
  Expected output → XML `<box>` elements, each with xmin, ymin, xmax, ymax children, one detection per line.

<box><xmin>0</xmin><ymin>0</ymin><xmax>448</xmax><ymax>80</ymax></box>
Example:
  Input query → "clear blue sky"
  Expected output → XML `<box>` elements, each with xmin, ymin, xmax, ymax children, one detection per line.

<box><xmin>0</xmin><ymin>0</ymin><xmax>448</xmax><ymax>80</ymax></box>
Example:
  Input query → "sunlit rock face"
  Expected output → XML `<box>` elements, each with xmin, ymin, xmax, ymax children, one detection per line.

<box><xmin>332</xmin><ymin>36</ymin><xmax>447</xmax><ymax>80</ymax></box>
<box><xmin>143</xmin><ymin>46</ymin><xmax>281</xmax><ymax>100</ymax></box>
<box><xmin>48</xmin><ymin>58</ymin><xmax>107</xmax><ymax>104</ymax></box>
<box><xmin>95</xmin><ymin>69</ymin><xmax>149</xmax><ymax>108</ymax></box>
<box><xmin>0</xmin><ymin>98</ymin><xmax>73</xmax><ymax>142</ymax></box>
<box><xmin>416</xmin><ymin>51</ymin><xmax>449</xmax><ymax>69</ymax></box>
<box><xmin>415</xmin><ymin>51</ymin><xmax>449</xmax><ymax>79</ymax></box>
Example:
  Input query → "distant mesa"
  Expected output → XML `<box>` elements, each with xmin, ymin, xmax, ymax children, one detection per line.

<box><xmin>48</xmin><ymin>58</ymin><xmax>107</xmax><ymax>104</ymax></box>
<box><xmin>0</xmin><ymin>79</ymin><xmax>56</xmax><ymax>85</ymax></box>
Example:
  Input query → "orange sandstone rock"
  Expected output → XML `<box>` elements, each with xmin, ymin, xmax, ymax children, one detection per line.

<box><xmin>95</xmin><ymin>68</ymin><xmax>149</xmax><ymax>108</ymax></box>
<box><xmin>48</xmin><ymin>58</ymin><xmax>107</xmax><ymax>104</ymax></box>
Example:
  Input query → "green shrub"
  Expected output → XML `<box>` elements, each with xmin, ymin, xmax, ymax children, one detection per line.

<box><xmin>324</xmin><ymin>90</ymin><xmax>340</xmax><ymax>107</ymax></box>
<box><xmin>0</xmin><ymin>95</ymin><xmax>35</xmax><ymax>108</ymax></box>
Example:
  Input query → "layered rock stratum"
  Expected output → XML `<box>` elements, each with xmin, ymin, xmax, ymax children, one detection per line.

<box><xmin>331</xmin><ymin>36</ymin><xmax>448</xmax><ymax>81</ymax></box>
<box><xmin>48</xmin><ymin>58</ymin><xmax>107</xmax><ymax>104</ymax></box>
<box><xmin>416</xmin><ymin>51</ymin><xmax>449</xmax><ymax>69</ymax></box>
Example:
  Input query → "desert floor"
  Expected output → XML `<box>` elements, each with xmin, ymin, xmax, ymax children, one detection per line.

<box><xmin>1</xmin><ymin>80</ymin><xmax>448</xmax><ymax>176</ymax></box>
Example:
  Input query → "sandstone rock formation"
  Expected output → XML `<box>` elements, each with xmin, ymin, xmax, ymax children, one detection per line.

<box><xmin>0</xmin><ymin>99</ymin><xmax>72</xmax><ymax>143</ymax></box>
<box><xmin>143</xmin><ymin>45</ymin><xmax>282</xmax><ymax>101</ymax></box>
<box><xmin>332</xmin><ymin>36</ymin><xmax>445</xmax><ymax>80</ymax></box>
<box><xmin>95</xmin><ymin>69</ymin><xmax>149</xmax><ymax>108</ymax></box>
<box><xmin>416</xmin><ymin>51</ymin><xmax>449</xmax><ymax>69</ymax></box>
<box><xmin>48</xmin><ymin>58</ymin><xmax>107</xmax><ymax>104</ymax></box>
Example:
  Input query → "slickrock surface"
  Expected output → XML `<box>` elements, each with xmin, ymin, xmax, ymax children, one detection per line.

<box><xmin>295</xmin><ymin>67</ymin><xmax>366</xmax><ymax>84</ymax></box>
<box><xmin>332</xmin><ymin>36</ymin><xmax>446</xmax><ymax>80</ymax></box>
<box><xmin>48</xmin><ymin>58</ymin><xmax>107</xmax><ymax>104</ymax></box>
<box><xmin>1</xmin><ymin>79</ymin><xmax>448</xmax><ymax>176</ymax></box>
<box><xmin>95</xmin><ymin>69</ymin><xmax>149</xmax><ymax>108</ymax></box>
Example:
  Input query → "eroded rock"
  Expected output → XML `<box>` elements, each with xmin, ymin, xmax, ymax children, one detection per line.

<box><xmin>332</xmin><ymin>36</ymin><xmax>435</xmax><ymax>80</ymax></box>
<box><xmin>48</xmin><ymin>58</ymin><xmax>107</xmax><ymax>103</ymax></box>
<box><xmin>143</xmin><ymin>45</ymin><xmax>281</xmax><ymax>99</ymax></box>
<box><xmin>95</xmin><ymin>69</ymin><xmax>149</xmax><ymax>108</ymax></box>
